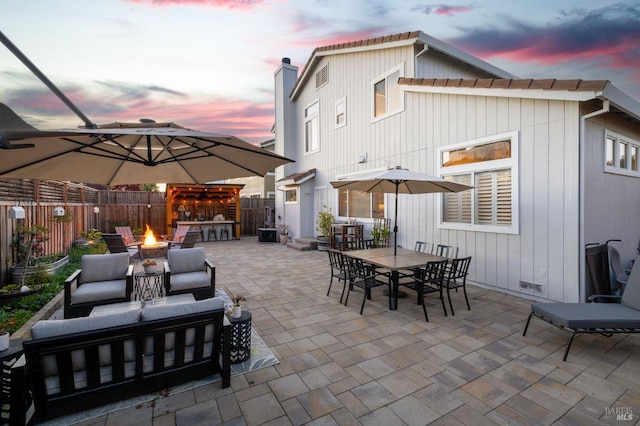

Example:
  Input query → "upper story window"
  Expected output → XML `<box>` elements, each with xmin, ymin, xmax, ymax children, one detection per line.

<box><xmin>605</xmin><ymin>131</ymin><xmax>639</xmax><ymax>177</ymax></box>
<box><xmin>438</xmin><ymin>131</ymin><xmax>519</xmax><ymax>234</ymax></box>
<box><xmin>372</xmin><ymin>63</ymin><xmax>404</xmax><ymax>121</ymax></box>
<box><xmin>335</xmin><ymin>97</ymin><xmax>346</xmax><ymax>129</ymax></box>
<box><xmin>304</xmin><ymin>101</ymin><xmax>319</xmax><ymax>154</ymax></box>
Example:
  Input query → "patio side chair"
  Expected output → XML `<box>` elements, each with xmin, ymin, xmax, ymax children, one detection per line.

<box><xmin>443</xmin><ymin>256</ymin><xmax>472</xmax><ymax>315</ymax></box>
<box><xmin>344</xmin><ymin>255</ymin><xmax>390</xmax><ymax>315</ymax></box>
<box><xmin>399</xmin><ymin>259</ymin><xmax>448</xmax><ymax>322</ymax></box>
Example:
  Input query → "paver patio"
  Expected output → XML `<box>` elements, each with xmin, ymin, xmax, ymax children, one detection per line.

<box><xmin>67</xmin><ymin>237</ymin><xmax>640</xmax><ymax>425</ymax></box>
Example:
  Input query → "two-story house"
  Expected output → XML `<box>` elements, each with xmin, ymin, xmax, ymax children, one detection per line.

<box><xmin>274</xmin><ymin>30</ymin><xmax>640</xmax><ymax>303</ymax></box>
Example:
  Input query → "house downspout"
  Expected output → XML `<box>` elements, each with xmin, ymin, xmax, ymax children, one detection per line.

<box><xmin>578</xmin><ymin>99</ymin><xmax>609</xmax><ymax>301</ymax></box>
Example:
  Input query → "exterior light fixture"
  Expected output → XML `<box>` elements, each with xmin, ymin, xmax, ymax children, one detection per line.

<box><xmin>53</xmin><ymin>206</ymin><xmax>66</xmax><ymax>217</ymax></box>
<box><xmin>93</xmin><ymin>206</ymin><xmax>100</xmax><ymax>214</ymax></box>
<box><xmin>8</xmin><ymin>206</ymin><xmax>25</xmax><ymax>219</ymax></box>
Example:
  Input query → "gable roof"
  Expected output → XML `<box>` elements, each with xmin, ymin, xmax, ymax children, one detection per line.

<box><xmin>398</xmin><ymin>78</ymin><xmax>640</xmax><ymax>125</ymax></box>
<box><xmin>290</xmin><ymin>30</ymin><xmax>515</xmax><ymax>100</ymax></box>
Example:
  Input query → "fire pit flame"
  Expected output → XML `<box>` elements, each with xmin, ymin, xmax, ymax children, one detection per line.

<box><xmin>143</xmin><ymin>225</ymin><xmax>158</xmax><ymax>247</ymax></box>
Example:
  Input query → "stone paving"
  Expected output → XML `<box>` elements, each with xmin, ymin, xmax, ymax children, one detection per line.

<box><xmin>72</xmin><ymin>237</ymin><xmax>640</xmax><ymax>425</ymax></box>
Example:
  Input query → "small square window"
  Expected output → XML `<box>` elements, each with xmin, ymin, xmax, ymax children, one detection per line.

<box><xmin>335</xmin><ymin>97</ymin><xmax>346</xmax><ymax>129</ymax></box>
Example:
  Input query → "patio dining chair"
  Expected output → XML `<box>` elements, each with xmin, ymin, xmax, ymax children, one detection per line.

<box><xmin>443</xmin><ymin>256</ymin><xmax>472</xmax><ymax>315</ymax></box>
<box><xmin>344</xmin><ymin>255</ymin><xmax>390</xmax><ymax>315</ymax></box>
<box><xmin>327</xmin><ymin>249</ymin><xmax>350</xmax><ymax>303</ymax></box>
<box><xmin>399</xmin><ymin>259</ymin><xmax>448</xmax><ymax>322</ymax></box>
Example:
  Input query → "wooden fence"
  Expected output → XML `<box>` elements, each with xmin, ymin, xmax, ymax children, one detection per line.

<box><xmin>0</xmin><ymin>179</ymin><xmax>273</xmax><ymax>285</ymax></box>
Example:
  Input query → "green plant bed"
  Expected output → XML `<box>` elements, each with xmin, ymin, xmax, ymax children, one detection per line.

<box><xmin>0</xmin><ymin>244</ymin><xmax>106</xmax><ymax>335</ymax></box>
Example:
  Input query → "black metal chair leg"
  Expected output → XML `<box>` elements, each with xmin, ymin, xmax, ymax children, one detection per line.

<box><xmin>563</xmin><ymin>332</ymin><xmax>578</xmax><ymax>361</ymax></box>
<box><xmin>360</xmin><ymin>291</ymin><xmax>367</xmax><ymax>315</ymax></box>
<box><xmin>523</xmin><ymin>312</ymin><xmax>534</xmax><ymax>336</ymax></box>
<box><xmin>447</xmin><ymin>287</ymin><xmax>454</xmax><ymax>316</ymax></box>
<box><xmin>463</xmin><ymin>286</ymin><xmax>470</xmax><ymax>310</ymax></box>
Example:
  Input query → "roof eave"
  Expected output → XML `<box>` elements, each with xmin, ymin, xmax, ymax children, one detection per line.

<box><xmin>400</xmin><ymin>84</ymin><xmax>603</xmax><ymax>101</ymax></box>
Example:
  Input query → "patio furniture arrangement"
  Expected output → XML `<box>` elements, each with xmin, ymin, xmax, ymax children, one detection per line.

<box><xmin>523</xmin><ymin>255</ymin><xmax>640</xmax><ymax>361</ymax></box>
<box><xmin>344</xmin><ymin>247</ymin><xmax>448</xmax><ymax>310</ymax></box>
<box><xmin>103</xmin><ymin>233</ymin><xmax>141</xmax><ymax>261</ymax></box>
<box><xmin>12</xmin><ymin>296</ymin><xmax>231</xmax><ymax>422</ymax></box>
<box><xmin>64</xmin><ymin>252</ymin><xmax>134</xmax><ymax>318</ymax></box>
<box><xmin>164</xmin><ymin>247</ymin><xmax>216</xmax><ymax>300</ymax></box>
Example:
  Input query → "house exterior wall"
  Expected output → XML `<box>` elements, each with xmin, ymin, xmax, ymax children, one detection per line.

<box><xmin>276</xmin><ymin>39</ymin><xmax>640</xmax><ymax>303</ymax></box>
<box><xmin>582</xmin><ymin>110</ymin><xmax>640</xmax><ymax>269</ymax></box>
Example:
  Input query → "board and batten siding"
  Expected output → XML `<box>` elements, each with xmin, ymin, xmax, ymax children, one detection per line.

<box><xmin>582</xmin><ymin>111</ymin><xmax>640</xmax><ymax>267</ymax></box>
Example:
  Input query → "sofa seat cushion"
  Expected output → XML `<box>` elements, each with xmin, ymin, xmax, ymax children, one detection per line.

<box><xmin>141</xmin><ymin>296</ymin><xmax>224</xmax><ymax>321</ymax></box>
<box><xmin>167</xmin><ymin>247</ymin><xmax>205</xmax><ymax>274</ymax></box>
<box><xmin>71</xmin><ymin>280</ymin><xmax>127</xmax><ymax>304</ymax></box>
<box><xmin>170</xmin><ymin>272</ymin><xmax>211</xmax><ymax>292</ymax></box>
<box><xmin>532</xmin><ymin>302</ymin><xmax>640</xmax><ymax>329</ymax></box>
<box><xmin>80</xmin><ymin>252</ymin><xmax>130</xmax><ymax>283</ymax></box>
<box><xmin>31</xmin><ymin>309</ymin><xmax>141</xmax><ymax>339</ymax></box>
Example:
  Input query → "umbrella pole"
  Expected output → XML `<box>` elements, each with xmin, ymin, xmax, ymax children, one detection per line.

<box><xmin>393</xmin><ymin>186</ymin><xmax>398</xmax><ymax>255</ymax></box>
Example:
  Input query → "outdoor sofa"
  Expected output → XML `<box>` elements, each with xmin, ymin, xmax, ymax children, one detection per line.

<box><xmin>523</xmin><ymin>255</ymin><xmax>640</xmax><ymax>361</ymax></box>
<box><xmin>11</xmin><ymin>296</ymin><xmax>231</xmax><ymax>423</ymax></box>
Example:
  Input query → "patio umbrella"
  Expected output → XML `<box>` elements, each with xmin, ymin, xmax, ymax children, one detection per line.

<box><xmin>330</xmin><ymin>166</ymin><xmax>473</xmax><ymax>255</ymax></box>
<box><xmin>0</xmin><ymin>108</ymin><xmax>292</xmax><ymax>185</ymax></box>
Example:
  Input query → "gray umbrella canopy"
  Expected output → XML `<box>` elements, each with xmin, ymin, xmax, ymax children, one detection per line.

<box><xmin>0</xmin><ymin>110</ymin><xmax>292</xmax><ymax>185</ymax></box>
<box><xmin>330</xmin><ymin>166</ymin><xmax>473</xmax><ymax>254</ymax></box>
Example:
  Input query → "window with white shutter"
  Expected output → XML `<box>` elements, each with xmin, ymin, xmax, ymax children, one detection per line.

<box><xmin>438</xmin><ymin>131</ymin><xmax>519</xmax><ymax>234</ymax></box>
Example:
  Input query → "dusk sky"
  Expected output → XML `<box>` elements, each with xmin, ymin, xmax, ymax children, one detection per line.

<box><xmin>2</xmin><ymin>0</ymin><xmax>639</xmax><ymax>144</ymax></box>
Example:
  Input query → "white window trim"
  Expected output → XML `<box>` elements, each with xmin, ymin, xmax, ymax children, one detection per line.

<box><xmin>437</xmin><ymin>131</ymin><xmax>520</xmax><ymax>235</ymax></box>
<box><xmin>371</xmin><ymin>63</ymin><xmax>405</xmax><ymax>123</ymax></box>
<box><xmin>304</xmin><ymin>99</ymin><xmax>320</xmax><ymax>155</ymax></box>
<box><xmin>284</xmin><ymin>186</ymin><xmax>298</xmax><ymax>204</ymax></box>
<box><xmin>266</xmin><ymin>191</ymin><xmax>276</xmax><ymax>199</ymax></box>
<box><xmin>335</xmin><ymin>97</ymin><xmax>346</xmax><ymax>129</ymax></box>
<box><xmin>334</xmin><ymin>167</ymin><xmax>388</xmax><ymax>222</ymax></box>
<box><xmin>605</xmin><ymin>130</ymin><xmax>640</xmax><ymax>177</ymax></box>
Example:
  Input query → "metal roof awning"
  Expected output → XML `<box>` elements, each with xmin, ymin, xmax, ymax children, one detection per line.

<box><xmin>277</xmin><ymin>168</ymin><xmax>316</xmax><ymax>186</ymax></box>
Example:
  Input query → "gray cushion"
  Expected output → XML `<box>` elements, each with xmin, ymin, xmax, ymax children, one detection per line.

<box><xmin>31</xmin><ymin>309</ymin><xmax>141</xmax><ymax>339</ymax></box>
<box><xmin>170</xmin><ymin>271</ymin><xmax>211</xmax><ymax>291</ymax></box>
<box><xmin>168</xmin><ymin>247</ymin><xmax>205</xmax><ymax>274</ymax></box>
<box><xmin>141</xmin><ymin>296</ymin><xmax>224</xmax><ymax>321</ymax></box>
<box><xmin>621</xmin><ymin>255</ymin><xmax>640</xmax><ymax>310</ymax></box>
<box><xmin>531</xmin><ymin>302</ymin><xmax>640</xmax><ymax>329</ymax></box>
<box><xmin>80</xmin><ymin>253</ymin><xmax>130</xmax><ymax>284</ymax></box>
<box><xmin>71</xmin><ymin>280</ymin><xmax>127</xmax><ymax>303</ymax></box>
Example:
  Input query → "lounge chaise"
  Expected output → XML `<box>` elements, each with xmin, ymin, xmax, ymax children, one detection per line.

<box><xmin>523</xmin><ymin>255</ymin><xmax>640</xmax><ymax>361</ymax></box>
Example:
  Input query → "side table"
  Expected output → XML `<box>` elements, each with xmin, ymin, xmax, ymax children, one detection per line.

<box><xmin>134</xmin><ymin>269</ymin><xmax>164</xmax><ymax>301</ymax></box>
<box><xmin>1</xmin><ymin>338</ymin><xmax>25</xmax><ymax>423</ymax></box>
<box><xmin>226</xmin><ymin>311</ymin><xmax>252</xmax><ymax>364</ymax></box>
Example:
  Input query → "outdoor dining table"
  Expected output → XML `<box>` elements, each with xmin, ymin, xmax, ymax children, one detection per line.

<box><xmin>344</xmin><ymin>247</ymin><xmax>448</xmax><ymax>310</ymax></box>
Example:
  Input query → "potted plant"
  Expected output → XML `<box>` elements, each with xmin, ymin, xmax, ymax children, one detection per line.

<box><xmin>142</xmin><ymin>259</ymin><xmax>157</xmax><ymax>274</ymax></box>
<box><xmin>316</xmin><ymin>205</ymin><xmax>335</xmax><ymax>251</ymax></box>
<box><xmin>371</xmin><ymin>223</ymin><xmax>390</xmax><ymax>248</ymax></box>
<box><xmin>10</xmin><ymin>224</ymin><xmax>69</xmax><ymax>286</ymax></box>
<box><xmin>0</xmin><ymin>310</ymin><xmax>17</xmax><ymax>351</ymax></box>
<box><xmin>279</xmin><ymin>225</ymin><xmax>289</xmax><ymax>245</ymax></box>
<box><xmin>230</xmin><ymin>294</ymin><xmax>246</xmax><ymax>318</ymax></box>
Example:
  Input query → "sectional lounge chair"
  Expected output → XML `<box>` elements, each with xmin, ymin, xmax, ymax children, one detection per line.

<box><xmin>523</xmin><ymin>255</ymin><xmax>640</xmax><ymax>361</ymax></box>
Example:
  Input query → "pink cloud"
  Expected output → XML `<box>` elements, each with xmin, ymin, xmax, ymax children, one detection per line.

<box><xmin>123</xmin><ymin>0</ymin><xmax>264</xmax><ymax>8</ymax></box>
<box><xmin>418</xmin><ymin>4</ymin><xmax>473</xmax><ymax>17</ymax></box>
